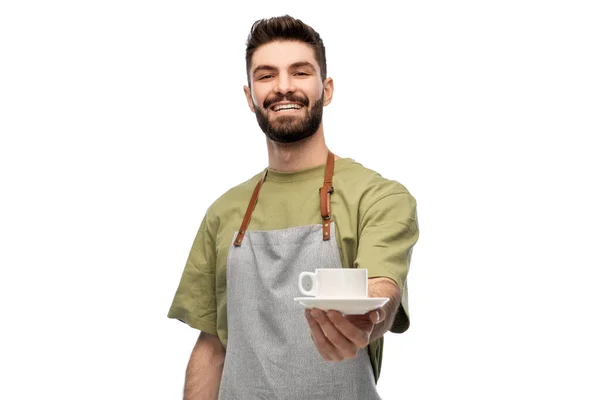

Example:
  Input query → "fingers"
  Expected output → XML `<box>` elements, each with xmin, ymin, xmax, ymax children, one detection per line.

<box><xmin>327</xmin><ymin>310</ymin><xmax>371</xmax><ymax>349</ymax></box>
<box><xmin>369</xmin><ymin>310</ymin><xmax>379</xmax><ymax>324</ymax></box>
<box><xmin>305</xmin><ymin>309</ymin><xmax>373</xmax><ymax>361</ymax></box>
<box><xmin>369</xmin><ymin>309</ymin><xmax>383</xmax><ymax>324</ymax></box>
<box><xmin>312</xmin><ymin>310</ymin><xmax>358</xmax><ymax>358</ymax></box>
<box><xmin>305</xmin><ymin>309</ymin><xmax>344</xmax><ymax>361</ymax></box>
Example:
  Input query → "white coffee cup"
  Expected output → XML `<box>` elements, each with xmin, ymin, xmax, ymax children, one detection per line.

<box><xmin>298</xmin><ymin>268</ymin><xmax>368</xmax><ymax>298</ymax></box>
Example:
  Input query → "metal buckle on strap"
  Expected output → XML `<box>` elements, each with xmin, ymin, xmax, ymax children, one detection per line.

<box><xmin>320</xmin><ymin>186</ymin><xmax>333</xmax><ymax>220</ymax></box>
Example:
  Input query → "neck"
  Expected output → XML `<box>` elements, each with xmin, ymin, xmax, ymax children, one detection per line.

<box><xmin>266</xmin><ymin>126</ymin><xmax>335</xmax><ymax>172</ymax></box>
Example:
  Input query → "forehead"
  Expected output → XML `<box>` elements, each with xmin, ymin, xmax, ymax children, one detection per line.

<box><xmin>251</xmin><ymin>40</ymin><xmax>319</xmax><ymax>72</ymax></box>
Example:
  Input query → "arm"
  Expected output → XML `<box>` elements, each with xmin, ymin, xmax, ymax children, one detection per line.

<box><xmin>306</xmin><ymin>190</ymin><xmax>417</xmax><ymax>361</ymax></box>
<box><xmin>167</xmin><ymin>215</ymin><xmax>222</xmax><ymax>397</ymax></box>
<box><xmin>184</xmin><ymin>331</ymin><xmax>225</xmax><ymax>400</ymax></box>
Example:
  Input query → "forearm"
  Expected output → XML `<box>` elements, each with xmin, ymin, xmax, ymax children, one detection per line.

<box><xmin>184</xmin><ymin>332</ymin><xmax>226</xmax><ymax>400</ymax></box>
<box><xmin>368</xmin><ymin>277</ymin><xmax>402</xmax><ymax>342</ymax></box>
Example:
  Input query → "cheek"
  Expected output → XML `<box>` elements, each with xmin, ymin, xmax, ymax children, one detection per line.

<box><xmin>305</xmin><ymin>83</ymin><xmax>324</xmax><ymax>102</ymax></box>
<box><xmin>255</xmin><ymin>91</ymin><xmax>271</xmax><ymax>108</ymax></box>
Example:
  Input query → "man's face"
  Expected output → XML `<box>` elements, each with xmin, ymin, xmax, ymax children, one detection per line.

<box><xmin>244</xmin><ymin>40</ymin><xmax>333</xmax><ymax>143</ymax></box>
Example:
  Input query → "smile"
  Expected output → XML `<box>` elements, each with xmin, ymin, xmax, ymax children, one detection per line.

<box><xmin>270</xmin><ymin>102</ymin><xmax>304</xmax><ymax>112</ymax></box>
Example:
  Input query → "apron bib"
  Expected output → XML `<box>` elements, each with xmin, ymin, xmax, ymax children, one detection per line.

<box><xmin>218</xmin><ymin>152</ymin><xmax>381</xmax><ymax>400</ymax></box>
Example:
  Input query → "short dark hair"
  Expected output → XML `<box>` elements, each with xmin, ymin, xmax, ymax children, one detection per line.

<box><xmin>245</xmin><ymin>15</ymin><xmax>327</xmax><ymax>84</ymax></box>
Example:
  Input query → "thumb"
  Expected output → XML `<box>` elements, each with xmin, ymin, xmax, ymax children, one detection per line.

<box><xmin>369</xmin><ymin>310</ymin><xmax>383</xmax><ymax>324</ymax></box>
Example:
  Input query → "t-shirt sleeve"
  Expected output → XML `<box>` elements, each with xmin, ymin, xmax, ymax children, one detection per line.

<box><xmin>167</xmin><ymin>215</ymin><xmax>218</xmax><ymax>335</ymax></box>
<box><xmin>354</xmin><ymin>192</ymin><xmax>419</xmax><ymax>333</ymax></box>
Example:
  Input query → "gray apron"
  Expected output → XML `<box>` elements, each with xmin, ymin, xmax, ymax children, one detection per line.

<box><xmin>218</xmin><ymin>153</ymin><xmax>381</xmax><ymax>400</ymax></box>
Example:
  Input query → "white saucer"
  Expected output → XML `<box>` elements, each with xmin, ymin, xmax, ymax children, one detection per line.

<box><xmin>294</xmin><ymin>297</ymin><xmax>389</xmax><ymax>315</ymax></box>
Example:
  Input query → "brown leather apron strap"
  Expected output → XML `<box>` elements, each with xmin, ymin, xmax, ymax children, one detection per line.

<box><xmin>234</xmin><ymin>152</ymin><xmax>335</xmax><ymax>246</ymax></box>
<box><xmin>234</xmin><ymin>168</ymin><xmax>268</xmax><ymax>247</ymax></box>
<box><xmin>319</xmin><ymin>151</ymin><xmax>335</xmax><ymax>240</ymax></box>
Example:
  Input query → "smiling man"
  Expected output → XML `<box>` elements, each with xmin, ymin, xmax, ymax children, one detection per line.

<box><xmin>247</xmin><ymin>44</ymin><xmax>326</xmax><ymax>144</ymax></box>
<box><xmin>168</xmin><ymin>15</ymin><xmax>419</xmax><ymax>400</ymax></box>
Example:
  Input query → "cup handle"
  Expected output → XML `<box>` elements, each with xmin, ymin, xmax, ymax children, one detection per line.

<box><xmin>298</xmin><ymin>272</ymin><xmax>317</xmax><ymax>296</ymax></box>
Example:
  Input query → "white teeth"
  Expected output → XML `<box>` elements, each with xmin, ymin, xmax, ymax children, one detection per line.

<box><xmin>273</xmin><ymin>104</ymin><xmax>302</xmax><ymax>111</ymax></box>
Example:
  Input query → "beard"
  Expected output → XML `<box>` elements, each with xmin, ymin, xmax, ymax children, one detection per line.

<box><xmin>253</xmin><ymin>92</ymin><xmax>324</xmax><ymax>144</ymax></box>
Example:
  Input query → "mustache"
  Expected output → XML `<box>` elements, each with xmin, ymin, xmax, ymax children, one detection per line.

<box><xmin>263</xmin><ymin>94</ymin><xmax>309</xmax><ymax>109</ymax></box>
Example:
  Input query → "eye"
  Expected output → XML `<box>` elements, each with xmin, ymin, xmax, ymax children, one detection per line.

<box><xmin>295</xmin><ymin>72</ymin><xmax>310</xmax><ymax>76</ymax></box>
<box><xmin>258</xmin><ymin>74</ymin><xmax>274</xmax><ymax>80</ymax></box>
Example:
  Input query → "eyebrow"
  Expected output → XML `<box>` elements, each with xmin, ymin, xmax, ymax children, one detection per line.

<box><xmin>289</xmin><ymin>62</ymin><xmax>316</xmax><ymax>72</ymax></box>
<box><xmin>252</xmin><ymin>61</ymin><xmax>317</xmax><ymax>76</ymax></box>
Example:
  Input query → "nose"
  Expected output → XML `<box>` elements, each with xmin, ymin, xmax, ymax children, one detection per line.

<box><xmin>274</xmin><ymin>74</ymin><xmax>296</xmax><ymax>95</ymax></box>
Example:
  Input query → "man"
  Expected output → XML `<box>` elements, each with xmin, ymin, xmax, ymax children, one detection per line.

<box><xmin>168</xmin><ymin>15</ymin><xmax>419</xmax><ymax>400</ymax></box>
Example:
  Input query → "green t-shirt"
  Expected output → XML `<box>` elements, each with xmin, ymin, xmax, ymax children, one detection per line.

<box><xmin>168</xmin><ymin>157</ymin><xmax>419</xmax><ymax>381</ymax></box>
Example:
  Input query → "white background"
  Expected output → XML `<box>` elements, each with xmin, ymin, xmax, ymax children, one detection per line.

<box><xmin>1</xmin><ymin>1</ymin><xmax>599</xmax><ymax>399</ymax></box>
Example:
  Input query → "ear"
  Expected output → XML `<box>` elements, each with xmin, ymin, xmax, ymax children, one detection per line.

<box><xmin>243</xmin><ymin>85</ymin><xmax>256</xmax><ymax>113</ymax></box>
<box><xmin>322</xmin><ymin>77</ymin><xmax>334</xmax><ymax>107</ymax></box>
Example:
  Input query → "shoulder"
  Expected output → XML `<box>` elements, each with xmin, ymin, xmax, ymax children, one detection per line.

<box><xmin>338</xmin><ymin>159</ymin><xmax>418</xmax><ymax>234</ymax></box>
<box><xmin>203</xmin><ymin>170</ymin><xmax>265</xmax><ymax>232</ymax></box>
<box><xmin>335</xmin><ymin>158</ymin><xmax>414</xmax><ymax>203</ymax></box>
